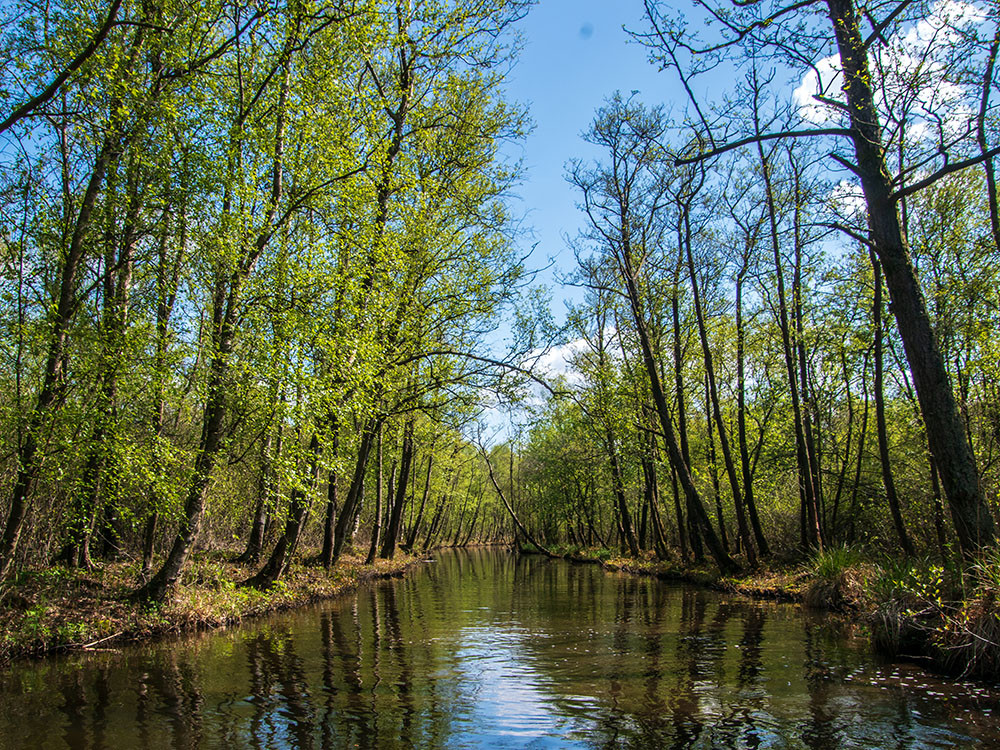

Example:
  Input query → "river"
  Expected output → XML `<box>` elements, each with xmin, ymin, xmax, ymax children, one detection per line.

<box><xmin>0</xmin><ymin>549</ymin><xmax>997</xmax><ymax>748</ymax></box>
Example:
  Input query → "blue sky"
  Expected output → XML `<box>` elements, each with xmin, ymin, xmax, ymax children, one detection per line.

<box><xmin>501</xmin><ymin>0</ymin><xmax>684</xmax><ymax>323</ymax></box>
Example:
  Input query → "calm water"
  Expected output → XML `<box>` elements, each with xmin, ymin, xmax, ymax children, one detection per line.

<box><xmin>1</xmin><ymin>549</ymin><xmax>997</xmax><ymax>749</ymax></box>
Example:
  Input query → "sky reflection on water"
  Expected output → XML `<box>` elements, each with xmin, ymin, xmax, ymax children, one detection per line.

<box><xmin>0</xmin><ymin>549</ymin><xmax>997</xmax><ymax>749</ymax></box>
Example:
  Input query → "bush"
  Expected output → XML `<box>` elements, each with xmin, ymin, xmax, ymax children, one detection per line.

<box><xmin>936</xmin><ymin>549</ymin><xmax>1000</xmax><ymax>678</ymax></box>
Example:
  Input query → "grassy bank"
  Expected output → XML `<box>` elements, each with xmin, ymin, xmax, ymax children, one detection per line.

<box><xmin>0</xmin><ymin>552</ymin><xmax>420</xmax><ymax>664</ymax></box>
<box><xmin>545</xmin><ymin>544</ymin><xmax>1000</xmax><ymax>681</ymax></box>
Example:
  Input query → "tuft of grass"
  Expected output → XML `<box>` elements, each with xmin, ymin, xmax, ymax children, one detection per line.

<box><xmin>804</xmin><ymin>546</ymin><xmax>870</xmax><ymax>611</ymax></box>
<box><xmin>812</xmin><ymin>545</ymin><xmax>863</xmax><ymax>579</ymax></box>
<box><xmin>935</xmin><ymin>549</ymin><xmax>1000</xmax><ymax>678</ymax></box>
<box><xmin>970</xmin><ymin>546</ymin><xmax>1000</xmax><ymax>591</ymax></box>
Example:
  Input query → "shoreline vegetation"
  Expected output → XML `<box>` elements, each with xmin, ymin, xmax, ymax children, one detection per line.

<box><xmin>0</xmin><ymin>551</ymin><xmax>422</xmax><ymax>664</ymax></box>
<box><xmin>525</xmin><ymin>544</ymin><xmax>1000</xmax><ymax>682</ymax></box>
<box><xmin>5</xmin><ymin>542</ymin><xmax>999</xmax><ymax>687</ymax></box>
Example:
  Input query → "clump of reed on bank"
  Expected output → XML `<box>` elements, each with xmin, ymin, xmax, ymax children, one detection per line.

<box><xmin>935</xmin><ymin>550</ymin><xmax>1000</xmax><ymax>678</ymax></box>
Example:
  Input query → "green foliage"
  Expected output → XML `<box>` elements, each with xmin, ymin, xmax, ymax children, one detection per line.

<box><xmin>0</xmin><ymin>0</ymin><xmax>532</xmax><ymax>581</ymax></box>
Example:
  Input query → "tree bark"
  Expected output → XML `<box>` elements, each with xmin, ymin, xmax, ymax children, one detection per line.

<box><xmin>318</xmin><ymin>420</ymin><xmax>340</xmax><ymax>568</ymax></box>
<box><xmin>686</xmin><ymin>212</ymin><xmax>754</xmax><ymax>564</ymax></box>
<box><xmin>754</xmin><ymin>126</ymin><xmax>820</xmax><ymax>551</ymax></box>
<box><xmin>330</xmin><ymin>420</ymin><xmax>378</xmax><ymax>565</ymax></box>
<box><xmin>239</xmin><ymin>429</ymin><xmax>276</xmax><ymax>566</ymax></box>
<box><xmin>245</xmin><ymin>432</ymin><xmax>322</xmax><ymax>589</ymax></box>
<box><xmin>403</xmin><ymin>453</ymin><xmax>433</xmax><ymax>552</ymax></box>
<box><xmin>736</xmin><ymin>258</ymin><xmax>769</xmax><ymax>556</ymax></box>
<box><xmin>482</xmin><ymin>448</ymin><xmax>555</xmax><ymax>558</ymax></box>
<box><xmin>669</xmin><ymin>246</ymin><xmax>698</xmax><ymax>561</ymax></box>
<box><xmin>620</xmin><ymin>232</ymin><xmax>738</xmax><ymax>572</ymax></box>
<box><xmin>606</xmin><ymin>428</ymin><xmax>640</xmax><ymax>556</ymax></box>
<box><xmin>0</xmin><ymin>136</ymin><xmax>118</xmax><ymax>579</ymax></box>
<box><xmin>133</xmin><ymin>39</ymin><xmax>297</xmax><ymax>600</ymax></box>
<box><xmin>364</xmin><ymin>426</ymin><xmax>384</xmax><ymax>565</ymax></box>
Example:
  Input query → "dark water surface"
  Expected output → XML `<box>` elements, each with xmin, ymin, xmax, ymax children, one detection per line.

<box><xmin>1</xmin><ymin>549</ymin><xmax>997</xmax><ymax>748</ymax></box>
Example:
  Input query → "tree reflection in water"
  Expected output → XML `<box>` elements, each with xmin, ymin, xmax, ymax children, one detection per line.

<box><xmin>0</xmin><ymin>549</ymin><xmax>996</xmax><ymax>749</ymax></box>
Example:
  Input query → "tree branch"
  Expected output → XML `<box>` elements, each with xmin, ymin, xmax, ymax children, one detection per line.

<box><xmin>0</xmin><ymin>0</ymin><xmax>123</xmax><ymax>135</ymax></box>
<box><xmin>889</xmin><ymin>145</ymin><xmax>1000</xmax><ymax>203</ymax></box>
<box><xmin>863</xmin><ymin>0</ymin><xmax>915</xmax><ymax>50</ymax></box>
<box><xmin>674</xmin><ymin>128</ymin><xmax>852</xmax><ymax>165</ymax></box>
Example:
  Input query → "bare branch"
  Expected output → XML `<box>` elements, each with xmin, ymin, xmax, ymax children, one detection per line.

<box><xmin>863</xmin><ymin>0</ymin><xmax>915</xmax><ymax>50</ymax></box>
<box><xmin>829</xmin><ymin>151</ymin><xmax>862</xmax><ymax>175</ymax></box>
<box><xmin>814</xmin><ymin>221</ymin><xmax>873</xmax><ymax>248</ymax></box>
<box><xmin>890</xmin><ymin>145</ymin><xmax>1000</xmax><ymax>202</ymax></box>
<box><xmin>674</xmin><ymin>127</ymin><xmax>852</xmax><ymax>165</ymax></box>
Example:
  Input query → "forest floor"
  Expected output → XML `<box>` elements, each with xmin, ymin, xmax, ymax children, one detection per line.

<box><xmin>0</xmin><ymin>551</ymin><xmax>421</xmax><ymax>664</ymax></box>
<box><xmin>551</xmin><ymin>545</ymin><xmax>1000</xmax><ymax>681</ymax></box>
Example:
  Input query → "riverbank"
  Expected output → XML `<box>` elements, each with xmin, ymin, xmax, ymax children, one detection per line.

<box><xmin>0</xmin><ymin>552</ymin><xmax>421</xmax><ymax>663</ymax></box>
<box><xmin>548</xmin><ymin>545</ymin><xmax>1000</xmax><ymax>681</ymax></box>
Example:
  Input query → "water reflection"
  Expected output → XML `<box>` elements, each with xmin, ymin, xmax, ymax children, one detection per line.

<box><xmin>0</xmin><ymin>549</ymin><xmax>997</xmax><ymax>749</ymax></box>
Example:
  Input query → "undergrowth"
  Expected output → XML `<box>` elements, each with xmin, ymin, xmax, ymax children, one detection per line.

<box><xmin>0</xmin><ymin>552</ymin><xmax>418</xmax><ymax>663</ymax></box>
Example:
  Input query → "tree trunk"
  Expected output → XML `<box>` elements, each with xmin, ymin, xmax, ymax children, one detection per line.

<box><xmin>482</xmin><ymin>449</ymin><xmax>555</xmax><ymax>557</ymax></box>
<box><xmin>319</xmin><ymin>420</ymin><xmax>340</xmax><ymax>568</ymax></box>
<box><xmin>736</xmin><ymin>261</ymin><xmax>770</xmax><ymax>556</ymax></box>
<box><xmin>1</xmin><ymin>137</ymin><xmax>117</xmax><ymax>579</ymax></box>
<box><xmin>686</xmin><ymin>216</ymin><xmax>753</xmax><ymax>564</ymax></box>
<box><xmin>403</xmin><ymin>454</ymin><xmax>433</xmax><ymax>552</ymax></box>
<box><xmin>705</xmin><ymin>376</ymin><xmax>729</xmax><ymax>554</ymax></box>
<box><xmin>830</xmin><ymin>347</ymin><xmax>860</xmax><ymax>542</ymax></box>
<box><xmin>977</xmin><ymin>26</ymin><xmax>1000</xmax><ymax>255</ymax></box>
<box><xmin>790</xmin><ymin>170</ymin><xmax>824</xmax><ymax>545</ymax></box>
<box><xmin>239</xmin><ymin>430</ymin><xmax>275</xmax><ymax>565</ymax></box>
<box><xmin>828</xmin><ymin>0</ymin><xmax>994</xmax><ymax>555</ymax></box>
<box><xmin>331</xmin><ymin>420</ymin><xmax>378</xmax><ymax>565</ymax></box>
<box><xmin>133</xmin><ymin>48</ymin><xmax>295</xmax><ymax>600</ymax></box>
<box><xmin>670</xmin><ymin>248</ymin><xmax>694</xmax><ymax>562</ymax></box>
<box><xmin>144</xmin><ymin>197</ymin><xmax>185</xmax><ymax>577</ymax></box>
<box><xmin>380</xmin><ymin>419</ymin><xmax>414</xmax><ymax>559</ymax></box>
<box><xmin>606</xmin><ymin>428</ymin><xmax>640</xmax><ymax>556</ymax></box>
<box><xmin>754</xmin><ymin>129</ymin><xmax>820</xmax><ymax>551</ymax></box>
<box><xmin>621</xmin><ymin>233</ymin><xmax>737</xmax><ymax>572</ymax></box>
<box><xmin>871</xmin><ymin>248</ymin><xmax>915</xmax><ymax>555</ymax></box>
<box><xmin>364</xmin><ymin>426</ymin><xmax>384</xmax><ymax>565</ymax></box>
<box><xmin>245</xmin><ymin>432</ymin><xmax>322</xmax><ymax>589</ymax></box>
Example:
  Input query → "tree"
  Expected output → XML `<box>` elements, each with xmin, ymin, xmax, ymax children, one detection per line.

<box><xmin>569</xmin><ymin>95</ymin><xmax>738</xmax><ymax>573</ymax></box>
<box><xmin>639</xmin><ymin>0</ymin><xmax>996</xmax><ymax>557</ymax></box>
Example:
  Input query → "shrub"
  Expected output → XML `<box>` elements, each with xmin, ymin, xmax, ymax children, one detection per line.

<box><xmin>936</xmin><ymin>549</ymin><xmax>1000</xmax><ymax>678</ymax></box>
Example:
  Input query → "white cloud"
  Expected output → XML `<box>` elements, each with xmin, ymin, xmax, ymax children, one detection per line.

<box><xmin>794</xmin><ymin>0</ymin><xmax>986</xmax><ymax>135</ymax></box>
<box><xmin>828</xmin><ymin>179</ymin><xmax>866</xmax><ymax>220</ymax></box>
<box><xmin>793</xmin><ymin>54</ymin><xmax>843</xmax><ymax>125</ymax></box>
<box><xmin>527</xmin><ymin>337</ymin><xmax>589</xmax><ymax>388</ymax></box>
